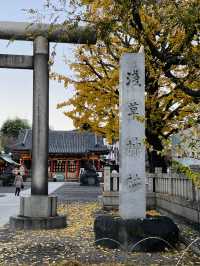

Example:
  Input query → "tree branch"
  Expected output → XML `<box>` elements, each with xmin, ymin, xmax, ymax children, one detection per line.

<box><xmin>164</xmin><ymin>69</ymin><xmax>200</xmax><ymax>98</ymax></box>
<box><xmin>83</xmin><ymin>58</ymin><xmax>103</xmax><ymax>80</ymax></box>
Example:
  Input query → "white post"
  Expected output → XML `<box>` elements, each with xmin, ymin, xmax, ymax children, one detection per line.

<box><xmin>119</xmin><ymin>53</ymin><xmax>146</xmax><ymax>219</ymax></box>
<box><xmin>113</xmin><ymin>177</ymin><xmax>118</xmax><ymax>192</ymax></box>
<box><xmin>104</xmin><ymin>166</ymin><xmax>111</xmax><ymax>192</ymax></box>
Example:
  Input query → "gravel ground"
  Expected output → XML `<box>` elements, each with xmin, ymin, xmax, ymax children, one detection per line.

<box><xmin>0</xmin><ymin>184</ymin><xmax>199</xmax><ymax>265</ymax></box>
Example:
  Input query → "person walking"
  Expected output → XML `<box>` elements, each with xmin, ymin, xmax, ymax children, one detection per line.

<box><xmin>14</xmin><ymin>172</ymin><xmax>23</xmax><ymax>196</ymax></box>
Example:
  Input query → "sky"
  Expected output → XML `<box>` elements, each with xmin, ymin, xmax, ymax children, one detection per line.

<box><xmin>0</xmin><ymin>0</ymin><xmax>76</xmax><ymax>130</ymax></box>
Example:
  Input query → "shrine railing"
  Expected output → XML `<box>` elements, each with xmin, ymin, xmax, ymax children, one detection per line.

<box><xmin>103</xmin><ymin>166</ymin><xmax>200</xmax><ymax>203</ymax></box>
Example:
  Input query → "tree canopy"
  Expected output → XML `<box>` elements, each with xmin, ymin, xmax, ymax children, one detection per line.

<box><xmin>0</xmin><ymin>118</ymin><xmax>30</xmax><ymax>138</ymax></box>
<box><xmin>37</xmin><ymin>0</ymin><xmax>200</xmax><ymax>167</ymax></box>
<box><xmin>0</xmin><ymin>118</ymin><xmax>30</xmax><ymax>152</ymax></box>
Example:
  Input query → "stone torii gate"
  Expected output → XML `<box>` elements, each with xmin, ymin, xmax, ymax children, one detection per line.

<box><xmin>0</xmin><ymin>21</ymin><xmax>96</xmax><ymax>229</ymax></box>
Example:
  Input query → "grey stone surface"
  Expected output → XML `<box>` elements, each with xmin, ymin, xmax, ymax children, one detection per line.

<box><xmin>0</xmin><ymin>182</ymin><xmax>64</xmax><ymax>227</ymax></box>
<box><xmin>0</xmin><ymin>54</ymin><xmax>33</xmax><ymax>69</ymax></box>
<box><xmin>147</xmin><ymin>192</ymin><xmax>156</xmax><ymax>210</ymax></box>
<box><xmin>0</xmin><ymin>21</ymin><xmax>96</xmax><ymax>44</ymax></box>
<box><xmin>94</xmin><ymin>214</ymin><xmax>179</xmax><ymax>251</ymax></box>
<box><xmin>19</xmin><ymin>196</ymin><xmax>57</xmax><ymax>218</ymax></box>
<box><xmin>9</xmin><ymin>215</ymin><xmax>66</xmax><ymax>230</ymax></box>
<box><xmin>101</xmin><ymin>191</ymin><xmax>156</xmax><ymax>210</ymax></box>
<box><xmin>113</xmin><ymin>177</ymin><xmax>118</xmax><ymax>192</ymax></box>
<box><xmin>156</xmin><ymin>193</ymin><xmax>200</xmax><ymax>224</ymax></box>
<box><xmin>52</xmin><ymin>182</ymin><xmax>101</xmax><ymax>202</ymax></box>
<box><xmin>31</xmin><ymin>36</ymin><xmax>49</xmax><ymax>196</ymax></box>
<box><xmin>102</xmin><ymin>191</ymin><xmax>119</xmax><ymax>210</ymax></box>
<box><xmin>119</xmin><ymin>53</ymin><xmax>146</xmax><ymax>219</ymax></box>
<box><xmin>103</xmin><ymin>166</ymin><xmax>111</xmax><ymax>192</ymax></box>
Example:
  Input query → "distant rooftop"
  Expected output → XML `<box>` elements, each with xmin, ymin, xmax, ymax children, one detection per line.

<box><xmin>12</xmin><ymin>129</ymin><xmax>108</xmax><ymax>155</ymax></box>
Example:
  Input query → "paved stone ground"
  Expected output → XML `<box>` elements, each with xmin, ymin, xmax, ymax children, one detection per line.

<box><xmin>0</xmin><ymin>182</ymin><xmax>65</xmax><ymax>227</ymax></box>
<box><xmin>0</xmin><ymin>182</ymin><xmax>30</xmax><ymax>193</ymax></box>
<box><xmin>0</xmin><ymin>182</ymin><xmax>101</xmax><ymax>200</ymax></box>
<box><xmin>52</xmin><ymin>182</ymin><xmax>101</xmax><ymax>203</ymax></box>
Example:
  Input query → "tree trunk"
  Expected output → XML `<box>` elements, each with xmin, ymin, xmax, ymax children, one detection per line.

<box><xmin>146</xmin><ymin>131</ymin><xmax>169</xmax><ymax>173</ymax></box>
<box><xmin>147</xmin><ymin>150</ymin><xmax>168</xmax><ymax>173</ymax></box>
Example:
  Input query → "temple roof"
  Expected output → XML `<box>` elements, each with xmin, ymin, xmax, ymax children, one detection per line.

<box><xmin>12</xmin><ymin>129</ymin><xmax>108</xmax><ymax>155</ymax></box>
<box><xmin>0</xmin><ymin>154</ymin><xmax>20</xmax><ymax>165</ymax></box>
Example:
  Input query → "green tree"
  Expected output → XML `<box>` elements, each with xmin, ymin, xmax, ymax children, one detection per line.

<box><xmin>0</xmin><ymin>118</ymin><xmax>30</xmax><ymax>151</ymax></box>
<box><xmin>1</xmin><ymin>118</ymin><xmax>30</xmax><ymax>137</ymax></box>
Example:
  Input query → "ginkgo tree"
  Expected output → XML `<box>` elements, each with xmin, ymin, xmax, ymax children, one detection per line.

<box><xmin>40</xmin><ymin>0</ymin><xmax>200</xmax><ymax>170</ymax></box>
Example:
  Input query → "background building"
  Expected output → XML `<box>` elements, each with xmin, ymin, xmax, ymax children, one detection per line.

<box><xmin>12</xmin><ymin>129</ymin><xmax>108</xmax><ymax>181</ymax></box>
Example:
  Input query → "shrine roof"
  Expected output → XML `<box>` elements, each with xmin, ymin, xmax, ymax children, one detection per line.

<box><xmin>12</xmin><ymin>129</ymin><xmax>108</xmax><ymax>155</ymax></box>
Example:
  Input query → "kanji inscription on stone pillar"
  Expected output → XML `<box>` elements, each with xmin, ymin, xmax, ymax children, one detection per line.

<box><xmin>119</xmin><ymin>53</ymin><xmax>146</xmax><ymax>219</ymax></box>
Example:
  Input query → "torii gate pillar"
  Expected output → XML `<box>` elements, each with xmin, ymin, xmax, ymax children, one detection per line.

<box><xmin>32</xmin><ymin>36</ymin><xmax>49</xmax><ymax>196</ymax></box>
<box><xmin>0</xmin><ymin>21</ymin><xmax>97</xmax><ymax>229</ymax></box>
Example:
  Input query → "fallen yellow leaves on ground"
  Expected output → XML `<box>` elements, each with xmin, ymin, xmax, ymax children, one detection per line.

<box><xmin>146</xmin><ymin>210</ymin><xmax>160</xmax><ymax>217</ymax></box>
<box><xmin>57</xmin><ymin>202</ymin><xmax>100</xmax><ymax>239</ymax></box>
<box><xmin>0</xmin><ymin>202</ymin><xmax>199</xmax><ymax>266</ymax></box>
<box><xmin>51</xmin><ymin>260</ymin><xmax>123</xmax><ymax>266</ymax></box>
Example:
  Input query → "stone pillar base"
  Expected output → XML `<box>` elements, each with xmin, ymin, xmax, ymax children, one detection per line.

<box><xmin>19</xmin><ymin>195</ymin><xmax>57</xmax><ymax>217</ymax></box>
<box><xmin>94</xmin><ymin>214</ymin><xmax>179</xmax><ymax>251</ymax></box>
<box><xmin>9</xmin><ymin>196</ymin><xmax>66</xmax><ymax>230</ymax></box>
<box><xmin>10</xmin><ymin>215</ymin><xmax>66</xmax><ymax>230</ymax></box>
<box><xmin>102</xmin><ymin>191</ymin><xmax>119</xmax><ymax>210</ymax></box>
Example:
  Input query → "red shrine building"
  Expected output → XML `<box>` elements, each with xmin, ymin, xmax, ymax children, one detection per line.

<box><xmin>12</xmin><ymin>129</ymin><xmax>108</xmax><ymax>181</ymax></box>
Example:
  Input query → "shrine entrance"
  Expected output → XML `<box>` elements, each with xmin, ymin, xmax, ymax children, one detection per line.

<box><xmin>0</xmin><ymin>20</ymin><xmax>96</xmax><ymax>229</ymax></box>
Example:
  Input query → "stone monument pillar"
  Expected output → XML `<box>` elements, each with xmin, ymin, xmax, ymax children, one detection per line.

<box><xmin>94</xmin><ymin>53</ymin><xmax>179</xmax><ymax>251</ymax></box>
<box><xmin>119</xmin><ymin>53</ymin><xmax>146</xmax><ymax>219</ymax></box>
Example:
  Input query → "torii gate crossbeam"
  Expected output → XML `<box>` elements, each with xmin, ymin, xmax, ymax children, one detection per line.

<box><xmin>0</xmin><ymin>21</ymin><xmax>96</xmax><ymax>229</ymax></box>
